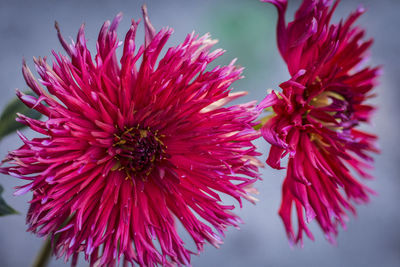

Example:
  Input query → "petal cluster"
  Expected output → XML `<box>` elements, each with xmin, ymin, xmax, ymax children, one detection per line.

<box><xmin>260</xmin><ymin>0</ymin><xmax>379</xmax><ymax>244</ymax></box>
<box><xmin>1</xmin><ymin>8</ymin><xmax>261</xmax><ymax>266</ymax></box>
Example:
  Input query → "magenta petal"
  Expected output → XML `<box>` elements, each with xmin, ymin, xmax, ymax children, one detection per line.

<box><xmin>261</xmin><ymin>0</ymin><xmax>288</xmax><ymax>59</ymax></box>
<box><xmin>261</xmin><ymin>116</ymin><xmax>288</xmax><ymax>149</ymax></box>
<box><xmin>266</xmin><ymin>145</ymin><xmax>285</xmax><ymax>170</ymax></box>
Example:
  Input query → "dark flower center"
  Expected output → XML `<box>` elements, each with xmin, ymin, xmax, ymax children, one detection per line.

<box><xmin>309</xmin><ymin>90</ymin><xmax>354</xmax><ymax>128</ymax></box>
<box><xmin>112</xmin><ymin>126</ymin><xmax>166</xmax><ymax>179</ymax></box>
<box><xmin>302</xmin><ymin>77</ymin><xmax>357</xmax><ymax>148</ymax></box>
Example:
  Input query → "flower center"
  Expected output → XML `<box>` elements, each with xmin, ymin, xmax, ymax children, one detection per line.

<box><xmin>306</xmin><ymin>84</ymin><xmax>358</xmax><ymax>150</ymax></box>
<box><xmin>309</xmin><ymin>91</ymin><xmax>334</xmax><ymax>108</ymax></box>
<box><xmin>112</xmin><ymin>126</ymin><xmax>166</xmax><ymax>180</ymax></box>
<box><xmin>310</xmin><ymin>90</ymin><xmax>351</xmax><ymax>125</ymax></box>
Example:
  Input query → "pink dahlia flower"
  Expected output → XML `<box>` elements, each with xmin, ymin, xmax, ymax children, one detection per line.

<box><xmin>259</xmin><ymin>0</ymin><xmax>380</xmax><ymax>244</ymax></box>
<box><xmin>1</xmin><ymin>7</ymin><xmax>261</xmax><ymax>266</ymax></box>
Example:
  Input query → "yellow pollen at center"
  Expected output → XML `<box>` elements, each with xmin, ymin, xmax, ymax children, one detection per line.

<box><xmin>111</xmin><ymin>126</ymin><xmax>167</xmax><ymax>181</ymax></box>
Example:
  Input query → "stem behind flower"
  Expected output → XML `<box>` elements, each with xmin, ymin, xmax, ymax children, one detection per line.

<box><xmin>32</xmin><ymin>237</ymin><xmax>52</xmax><ymax>267</ymax></box>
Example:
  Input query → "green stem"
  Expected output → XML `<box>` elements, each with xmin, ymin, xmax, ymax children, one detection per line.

<box><xmin>32</xmin><ymin>237</ymin><xmax>52</xmax><ymax>267</ymax></box>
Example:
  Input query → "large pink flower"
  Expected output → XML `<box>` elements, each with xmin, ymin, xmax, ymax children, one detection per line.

<box><xmin>1</xmin><ymin>7</ymin><xmax>261</xmax><ymax>266</ymax></box>
<box><xmin>260</xmin><ymin>0</ymin><xmax>380</xmax><ymax>244</ymax></box>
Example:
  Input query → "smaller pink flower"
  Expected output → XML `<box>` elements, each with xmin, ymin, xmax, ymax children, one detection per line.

<box><xmin>260</xmin><ymin>0</ymin><xmax>380</xmax><ymax>245</ymax></box>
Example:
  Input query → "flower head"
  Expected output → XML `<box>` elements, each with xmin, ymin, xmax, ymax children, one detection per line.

<box><xmin>260</xmin><ymin>0</ymin><xmax>380</xmax><ymax>244</ymax></box>
<box><xmin>1</xmin><ymin>7</ymin><xmax>261</xmax><ymax>266</ymax></box>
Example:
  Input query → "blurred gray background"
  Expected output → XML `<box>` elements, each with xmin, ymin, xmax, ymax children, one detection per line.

<box><xmin>0</xmin><ymin>0</ymin><xmax>399</xmax><ymax>266</ymax></box>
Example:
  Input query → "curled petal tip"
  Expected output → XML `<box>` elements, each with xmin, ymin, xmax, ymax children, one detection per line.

<box><xmin>54</xmin><ymin>21</ymin><xmax>60</xmax><ymax>32</ymax></box>
<box><xmin>261</xmin><ymin>0</ymin><xmax>288</xmax><ymax>9</ymax></box>
<box><xmin>357</xmin><ymin>4</ymin><xmax>366</xmax><ymax>14</ymax></box>
<box><xmin>110</xmin><ymin>12</ymin><xmax>123</xmax><ymax>32</ymax></box>
<box><xmin>141</xmin><ymin>4</ymin><xmax>156</xmax><ymax>47</ymax></box>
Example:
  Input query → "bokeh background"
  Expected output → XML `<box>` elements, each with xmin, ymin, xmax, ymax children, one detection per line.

<box><xmin>0</xmin><ymin>0</ymin><xmax>399</xmax><ymax>266</ymax></box>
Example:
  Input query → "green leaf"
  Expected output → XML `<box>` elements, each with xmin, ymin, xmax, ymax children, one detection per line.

<box><xmin>0</xmin><ymin>92</ymin><xmax>42</xmax><ymax>140</ymax></box>
<box><xmin>0</xmin><ymin>185</ymin><xmax>18</xmax><ymax>216</ymax></box>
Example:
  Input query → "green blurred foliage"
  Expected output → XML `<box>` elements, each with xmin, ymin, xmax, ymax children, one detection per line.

<box><xmin>0</xmin><ymin>185</ymin><xmax>18</xmax><ymax>216</ymax></box>
<box><xmin>205</xmin><ymin>1</ymin><xmax>276</xmax><ymax>85</ymax></box>
<box><xmin>0</xmin><ymin>92</ymin><xmax>42</xmax><ymax>216</ymax></box>
<box><xmin>0</xmin><ymin>92</ymin><xmax>42</xmax><ymax>140</ymax></box>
